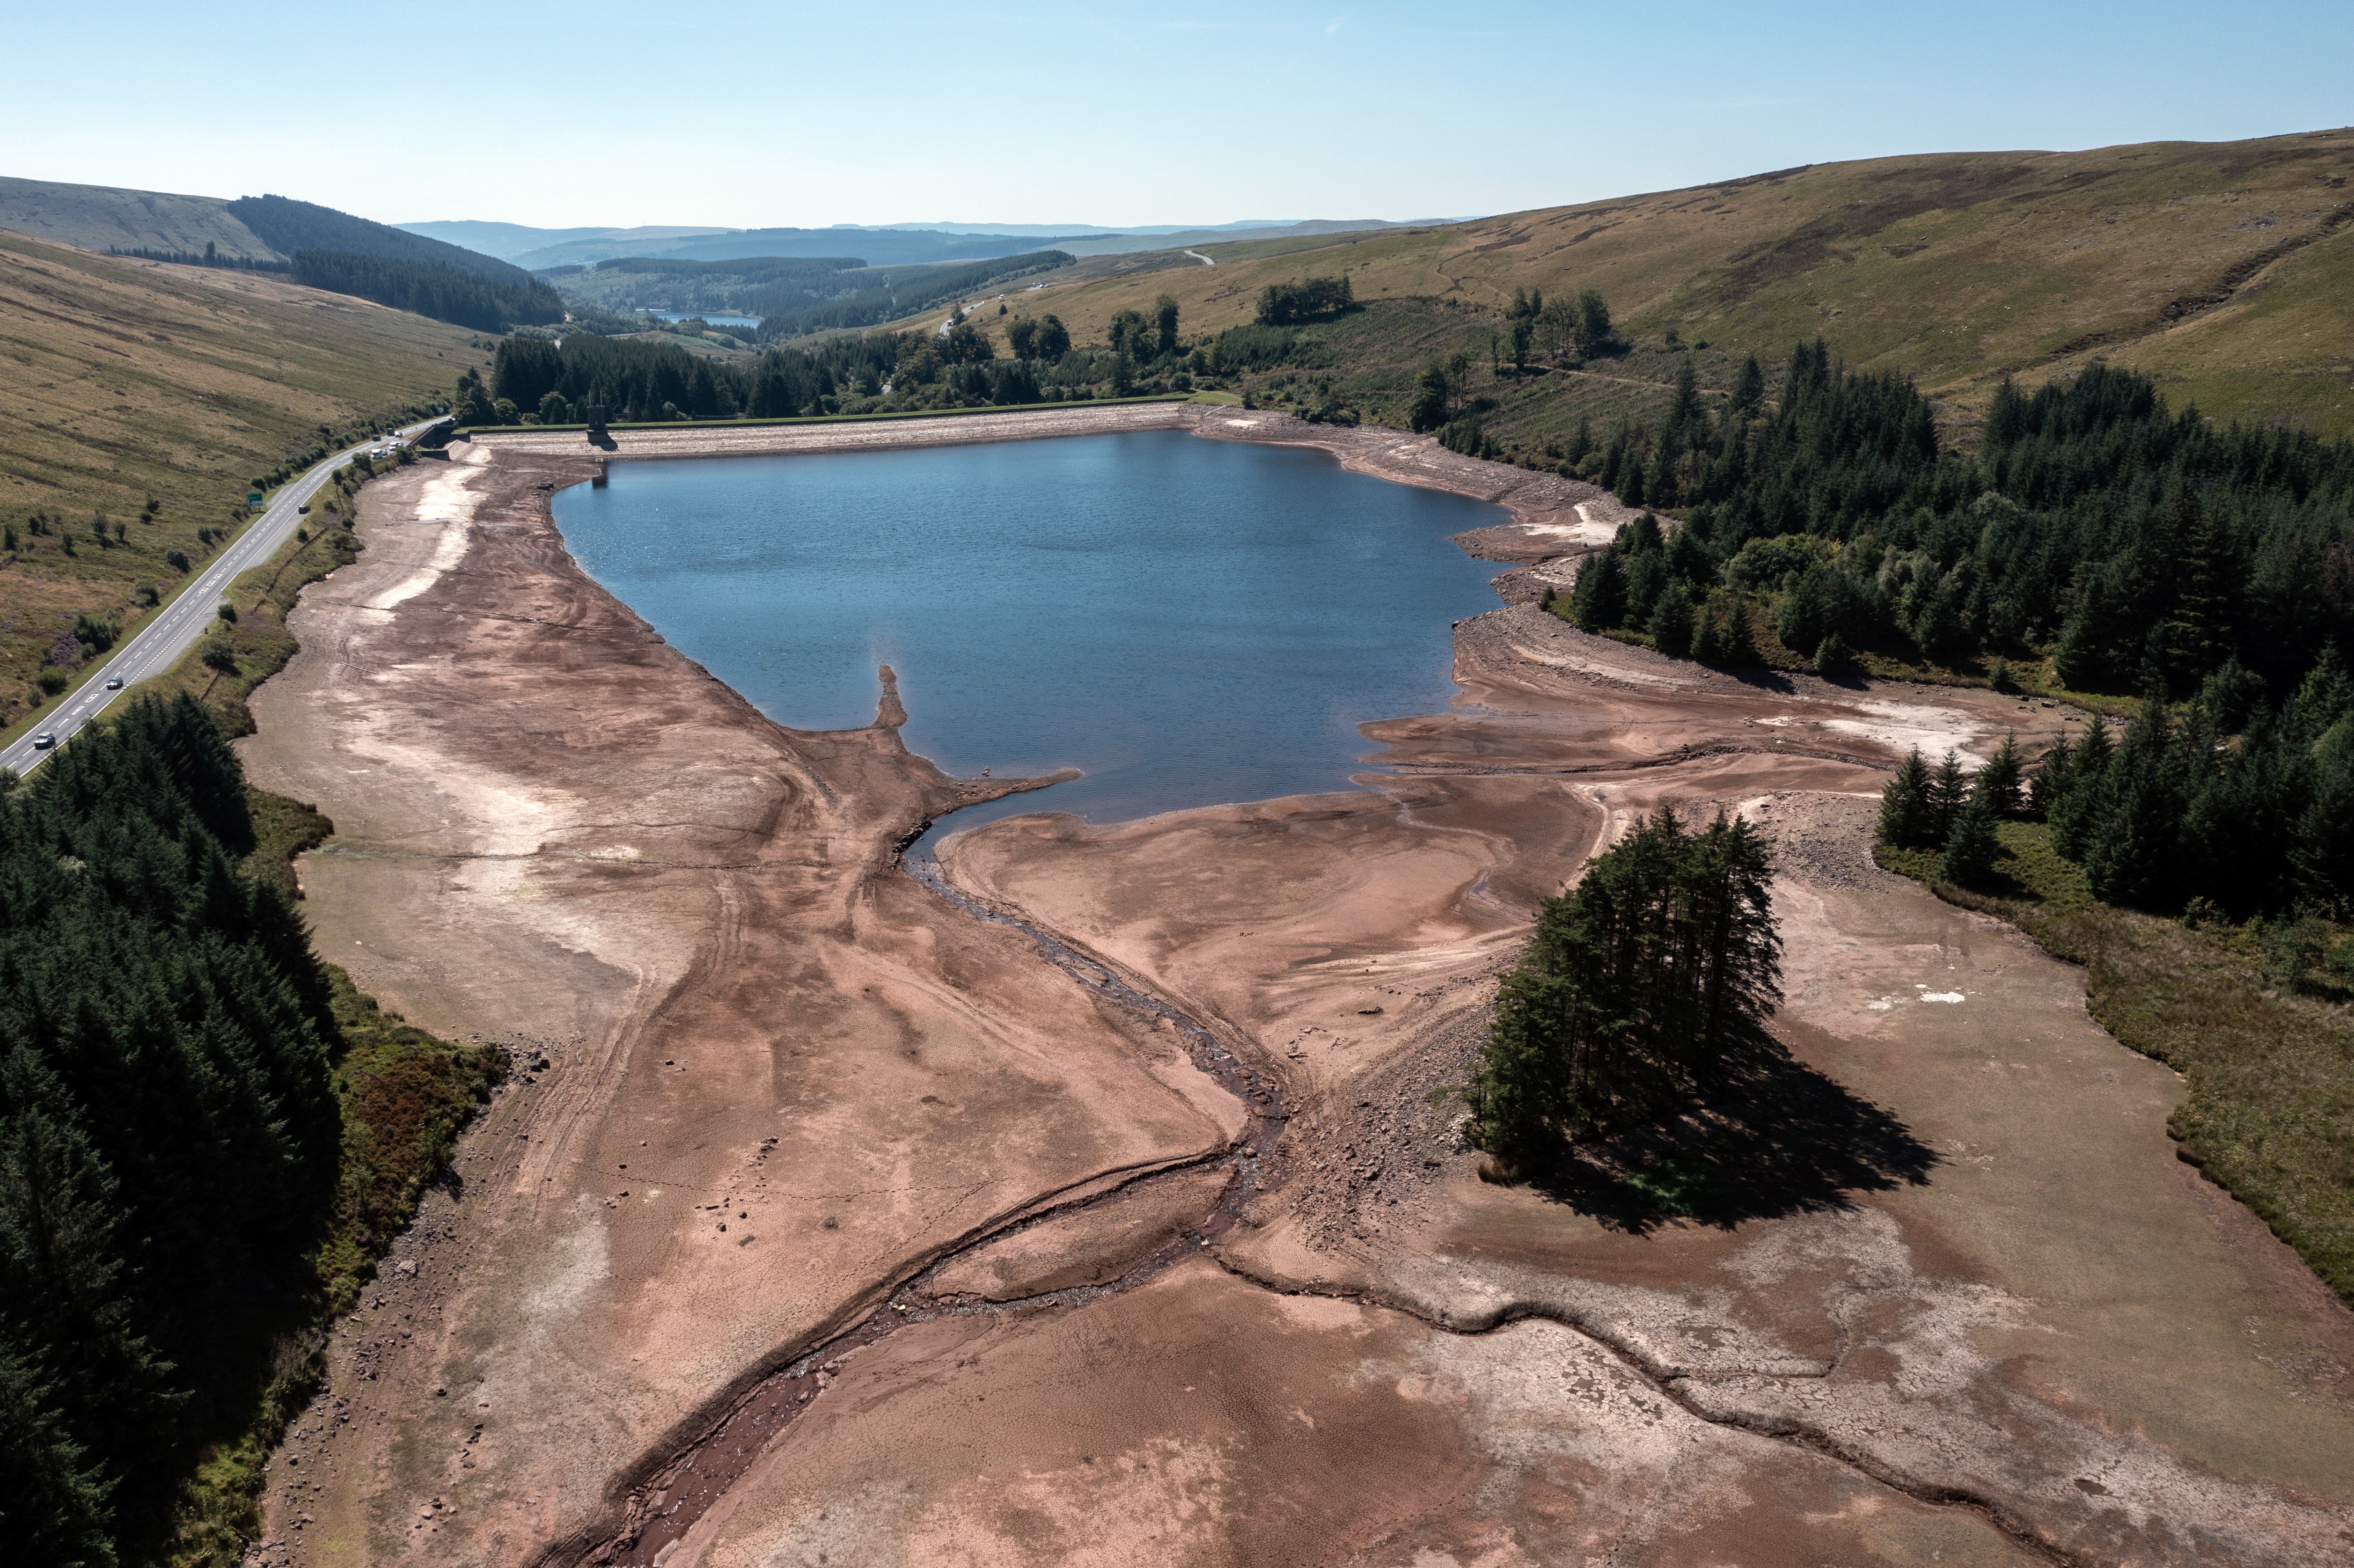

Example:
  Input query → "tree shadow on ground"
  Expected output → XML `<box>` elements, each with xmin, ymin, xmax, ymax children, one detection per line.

<box><xmin>1530</xmin><ymin>1054</ymin><xmax>1939</xmax><ymax>1235</ymax></box>
<box><xmin>1724</xmin><ymin>667</ymin><xmax>1799</xmax><ymax>696</ymax></box>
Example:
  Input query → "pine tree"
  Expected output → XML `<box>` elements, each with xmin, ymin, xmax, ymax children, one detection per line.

<box><xmin>1648</xmin><ymin>582</ymin><xmax>1696</xmax><ymax>658</ymax></box>
<box><xmin>2293</xmin><ymin>719</ymin><xmax>2354</xmax><ymax>914</ymax></box>
<box><xmin>1878</xmin><ymin>750</ymin><xmax>1934</xmax><ymax>848</ymax></box>
<box><xmin>1976</xmin><ymin>734</ymin><xmax>2024</xmax><ymax>815</ymax></box>
<box><xmin>1729</xmin><ymin>354</ymin><xmax>1765</xmax><ymax>420</ymax></box>
<box><xmin>0</xmin><ymin>1340</ymin><xmax>116</xmax><ymax>1568</ymax></box>
<box><xmin>2083</xmin><ymin>702</ymin><xmax>2178</xmax><ymax>907</ymax></box>
<box><xmin>1813</xmin><ymin>630</ymin><xmax>1855</xmax><ymax>678</ymax></box>
<box><xmin>2049</xmin><ymin>717</ymin><xmax>2112</xmax><ymax>857</ymax></box>
<box><xmin>1716</xmin><ymin>593</ymin><xmax>1762</xmax><ymax>667</ymax></box>
<box><xmin>1569</xmin><ymin>550</ymin><xmax>1628</xmax><ymax>632</ymax></box>
<box><xmin>1689</xmin><ymin>606</ymin><xmax>1727</xmax><ymax>665</ymax></box>
<box><xmin>1619</xmin><ymin>454</ymin><xmax>1647</xmax><ymax>507</ymax></box>
<box><xmin>1940</xmin><ymin>790</ymin><xmax>2002</xmax><ymax>887</ymax></box>
<box><xmin>1927</xmin><ymin>750</ymin><xmax>1969</xmax><ymax>845</ymax></box>
<box><xmin>2163</xmin><ymin>499</ymin><xmax>2235</xmax><ymax>682</ymax></box>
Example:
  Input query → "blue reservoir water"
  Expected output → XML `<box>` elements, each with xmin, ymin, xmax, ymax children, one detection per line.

<box><xmin>647</xmin><ymin>310</ymin><xmax>761</xmax><ymax>328</ymax></box>
<box><xmin>550</xmin><ymin>430</ymin><xmax>1505</xmax><ymax>838</ymax></box>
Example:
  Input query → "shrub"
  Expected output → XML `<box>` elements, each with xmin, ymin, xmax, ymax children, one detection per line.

<box><xmin>73</xmin><ymin>613</ymin><xmax>119</xmax><ymax>653</ymax></box>
<box><xmin>36</xmin><ymin>667</ymin><xmax>69</xmax><ymax>695</ymax></box>
<box><xmin>200</xmin><ymin>638</ymin><xmax>238</xmax><ymax>674</ymax></box>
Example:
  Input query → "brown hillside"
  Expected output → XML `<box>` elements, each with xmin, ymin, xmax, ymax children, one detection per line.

<box><xmin>954</xmin><ymin>128</ymin><xmax>2354</xmax><ymax>440</ymax></box>
<box><xmin>0</xmin><ymin>232</ymin><xmax>484</xmax><ymax>734</ymax></box>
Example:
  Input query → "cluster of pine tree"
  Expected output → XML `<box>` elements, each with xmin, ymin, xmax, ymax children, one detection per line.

<box><xmin>488</xmin><ymin>333</ymin><xmax>903</xmax><ymax>424</ymax></box>
<box><xmin>1467</xmin><ymin>808</ymin><xmax>1782</xmax><ymax>1165</ymax></box>
<box><xmin>1576</xmin><ymin>346</ymin><xmax>2354</xmax><ymax>707</ymax></box>
<box><xmin>1564</xmin><ymin>512</ymin><xmax>1765</xmax><ymax>666</ymax></box>
<box><xmin>291</xmin><ymin>250</ymin><xmax>565</xmax><ymax>332</ymax></box>
<box><xmin>1877</xmin><ymin>652</ymin><xmax>2354</xmax><ymax>917</ymax></box>
<box><xmin>1875</xmin><ymin>738</ymin><xmax>2024</xmax><ymax>887</ymax></box>
<box><xmin>0</xmin><ymin>697</ymin><xmax>341</xmax><ymax>1565</ymax></box>
<box><xmin>1254</xmin><ymin>275</ymin><xmax>1355</xmax><ymax>326</ymax></box>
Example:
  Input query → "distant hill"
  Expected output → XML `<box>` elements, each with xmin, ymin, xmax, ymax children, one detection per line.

<box><xmin>512</xmin><ymin>226</ymin><xmax>1105</xmax><ymax>271</ymax></box>
<box><xmin>225</xmin><ymin>196</ymin><xmax>531</xmax><ymax>283</ymax></box>
<box><xmin>0</xmin><ymin>177</ymin><xmax>561</xmax><ymax>329</ymax></box>
<box><xmin>0</xmin><ymin>176</ymin><xmax>283</xmax><ymax>259</ymax></box>
<box><xmin>395</xmin><ymin>220</ymin><xmax>733</xmax><ymax>263</ymax></box>
<box><xmin>959</xmin><ymin>128</ymin><xmax>2354</xmax><ymax>441</ymax></box>
<box><xmin>1052</xmin><ymin>220</ymin><xmax>1431</xmax><ymax>257</ymax></box>
<box><xmin>394</xmin><ymin>217</ymin><xmax>1431</xmax><ymax>270</ymax></box>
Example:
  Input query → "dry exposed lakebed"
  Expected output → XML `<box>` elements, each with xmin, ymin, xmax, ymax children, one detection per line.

<box><xmin>236</xmin><ymin>403</ymin><xmax>2354</xmax><ymax>1568</ymax></box>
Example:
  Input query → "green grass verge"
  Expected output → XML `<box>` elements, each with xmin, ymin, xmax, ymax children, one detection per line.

<box><xmin>1877</xmin><ymin>821</ymin><xmax>2354</xmax><ymax>1304</ymax></box>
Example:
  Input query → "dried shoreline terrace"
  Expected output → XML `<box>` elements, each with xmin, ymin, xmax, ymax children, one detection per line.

<box><xmin>235</xmin><ymin>403</ymin><xmax>2354</xmax><ymax>1567</ymax></box>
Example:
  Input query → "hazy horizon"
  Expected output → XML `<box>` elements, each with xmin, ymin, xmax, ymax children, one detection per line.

<box><xmin>8</xmin><ymin>1</ymin><xmax>2348</xmax><ymax>230</ymax></box>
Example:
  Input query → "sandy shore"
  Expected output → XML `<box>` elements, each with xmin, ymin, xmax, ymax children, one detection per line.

<box><xmin>238</xmin><ymin>407</ymin><xmax>2354</xmax><ymax>1568</ymax></box>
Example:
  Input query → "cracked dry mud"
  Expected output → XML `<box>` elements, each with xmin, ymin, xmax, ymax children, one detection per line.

<box><xmin>236</xmin><ymin>407</ymin><xmax>2354</xmax><ymax>1568</ymax></box>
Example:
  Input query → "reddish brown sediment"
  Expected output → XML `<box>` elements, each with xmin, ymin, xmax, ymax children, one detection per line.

<box><xmin>239</xmin><ymin>408</ymin><xmax>2354</xmax><ymax>1568</ymax></box>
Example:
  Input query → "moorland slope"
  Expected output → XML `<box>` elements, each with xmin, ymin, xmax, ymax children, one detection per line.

<box><xmin>930</xmin><ymin>128</ymin><xmax>2354</xmax><ymax>440</ymax></box>
<box><xmin>0</xmin><ymin>233</ymin><xmax>483</xmax><ymax>727</ymax></box>
<box><xmin>0</xmin><ymin>175</ymin><xmax>286</xmax><ymax>259</ymax></box>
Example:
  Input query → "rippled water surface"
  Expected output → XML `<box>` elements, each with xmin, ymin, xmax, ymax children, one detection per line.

<box><xmin>551</xmin><ymin>429</ymin><xmax>1505</xmax><ymax>836</ymax></box>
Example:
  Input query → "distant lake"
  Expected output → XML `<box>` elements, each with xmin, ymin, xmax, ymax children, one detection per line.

<box><xmin>647</xmin><ymin>311</ymin><xmax>761</xmax><ymax>329</ymax></box>
<box><xmin>550</xmin><ymin>430</ymin><xmax>1505</xmax><ymax>840</ymax></box>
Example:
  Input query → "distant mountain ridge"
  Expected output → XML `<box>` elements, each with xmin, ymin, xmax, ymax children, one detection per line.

<box><xmin>394</xmin><ymin>217</ymin><xmax>1439</xmax><ymax>269</ymax></box>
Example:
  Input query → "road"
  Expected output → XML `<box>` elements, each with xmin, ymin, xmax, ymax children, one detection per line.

<box><xmin>1182</xmin><ymin>249</ymin><xmax>1215</xmax><ymax>266</ymax></box>
<box><xmin>0</xmin><ymin>418</ymin><xmax>448</xmax><ymax>779</ymax></box>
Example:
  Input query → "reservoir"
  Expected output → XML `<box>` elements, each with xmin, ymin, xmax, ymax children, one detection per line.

<box><xmin>647</xmin><ymin>310</ymin><xmax>761</xmax><ymax>329</ymax></box>
<box><xmin>550</xmin><ymin>429</ymin><xmax>1506</xmax><ymax>836</ymax></box>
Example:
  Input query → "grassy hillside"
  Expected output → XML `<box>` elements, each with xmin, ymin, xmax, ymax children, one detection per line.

<box><xmin>0</xmin><ymin>232</ymin><xmax>487</xmax><ymax>732</ymax></box>
<box><xmin>0</xmin><ymin>175</ymin><xmax>283</xmax><ymax>259</ymax></box>
<box><xmin>933</xmin><ymin>128</ymin><xmax>2354</xmax><ymax>444</ymax></box>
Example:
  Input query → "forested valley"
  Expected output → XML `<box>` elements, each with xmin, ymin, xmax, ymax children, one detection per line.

<box><xmin>0</xmin><ymin>697</ymin><xmax>505</xmax><ymax>1567</ymax></box>
<box><xmin>536</xmin><ymin>250</ymin><xmax>1078</xmax><ymax>341</ymax></box>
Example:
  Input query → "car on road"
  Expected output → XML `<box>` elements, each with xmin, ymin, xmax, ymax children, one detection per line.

<box><xmin>298</xmin><ymin>503</ymin><xmax>310</xmax><ymax>514</ymax></box>
<box><xmin>105</xmin><ymin>676</ymin><xmax>123</xmax><ymax>690</ymax></box>
<box><xmin>32</xmin><ymin>733</ymin><xmax>55</xmax><ymax>749</ymax></box>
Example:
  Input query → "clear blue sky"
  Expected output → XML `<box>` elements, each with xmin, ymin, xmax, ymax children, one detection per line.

<box><xmin>13</xmin><ymin>1</ymin><xmax>2349</xmax><ymax>230</ymax></box>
